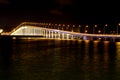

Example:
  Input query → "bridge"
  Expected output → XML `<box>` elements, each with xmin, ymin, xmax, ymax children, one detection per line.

<box><xmin>1</xmin><ymin>22</ymin><xmax>120</xmax><ymax>41</ymax></box>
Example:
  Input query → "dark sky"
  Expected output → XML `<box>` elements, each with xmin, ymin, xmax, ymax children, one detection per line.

<box><xmin>0</xmin><ymin>0</ymin><xmax>120</xmax><ymax>30</ymax></box>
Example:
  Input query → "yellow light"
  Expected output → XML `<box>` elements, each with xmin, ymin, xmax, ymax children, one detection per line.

<box><xmin>85</xmin><ymin>40</ymin><xmax>90</xmax><ymax>43</ymax></box>
<box><xmin>78</xmin><ymin>25</ymin><xmax>81</xmax><ymax>27</ymax></box>
<box><xmin>98</xmin><ymin>30</ymin><xmax>101</xmax><ymax>33</ymax></box>
<box><xmin>94</xmin><ymin>40</ymin><xmax>99</xmax><ymax>43</ymax></box>
<box><xmin>95</xmin><ymin>25</ymin><xmax>97</xmax><ymax>27</ymax></box>
<box><xmin>58</xmin><ymin>24</ymin><xmax>61</xmax><ymax>26</ymax></box>
<box><xmin>67</xmin><ymin>25</ymin><xmax>70</xmax><ymax>27</ymax></box>
<box><xmin>63</xmin><ymin>24</ymin><xmax>65</xmax><ymax>26</ymax></box>
<box><xmin>105</xmin><ymin>24</ymin><xmax>108</xmax><ymax>26</ymax></box>
<box><xmin>85</xmin><ymin>30</ymin><xmax>88</xmax><ymax>33</ymax></box>
<box><xmin>104</xmin><ymin>41</ymin><xmax>109</xmax><ymax>44</ymax></box>
<box><xmin>12</xmin><ymin>37</ymin><xmax>16</xmax><ymax>39</ymax></box>
<box><xmin>116</xmin><ymin>42</ymin><xmax>120</xmax><ymax>45</ymax></box>
<box><xmin>73</xmin><ymin>25</ymin><xmax>75</xmax><ymax>27</ymax></box>
<box><xmin>118</xmin><ymin>23</ymin><xmax>120</xmax><ymax>26</ymax></box>
<box><xmin>55</xmin><ymin>24</ymin><xmax>57</xmax><ymax>26</ymax></box>
<box><xmin>0</xmin><ymin>29</ymin><xmax>3</xmax><ymax>33</ymax></box>
<box><xmin>86</xmin><ymin>25</ymin><xmax>88</xmax><ymax>27</ymax></box>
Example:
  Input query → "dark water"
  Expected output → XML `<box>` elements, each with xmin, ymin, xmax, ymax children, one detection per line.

<box><xmin>0</xmin><ymin>39</ymin><xmax>120</xmax><ymax>80</ymax></box>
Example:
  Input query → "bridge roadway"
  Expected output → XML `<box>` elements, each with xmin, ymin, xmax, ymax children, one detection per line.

<box><xmin>1</xmin><ymin>22</ymin><xmax>120</xmax><ymax>41</ymax></box>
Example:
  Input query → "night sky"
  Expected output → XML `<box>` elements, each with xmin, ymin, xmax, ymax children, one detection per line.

<box><xmin>0</xmin><ymin>0</ymin><xmax>120</xmax><ymax>30</ymax></box>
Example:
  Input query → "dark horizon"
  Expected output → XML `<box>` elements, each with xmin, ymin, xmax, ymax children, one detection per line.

<box><xmin>0</xmin><ymin>0</ymin><xmax>120</xmax><ymax>30</ymax></box>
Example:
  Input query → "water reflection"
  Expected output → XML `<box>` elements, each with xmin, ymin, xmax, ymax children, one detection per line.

<box><xmin>0</xmin><ymin>39</ymin><xmax>120</xmax><ymax>80</ymax></box>
<box><xmin>0</xmin><ymin>39</ymin><xmax>13</xmax><ymax>80</ymax></box>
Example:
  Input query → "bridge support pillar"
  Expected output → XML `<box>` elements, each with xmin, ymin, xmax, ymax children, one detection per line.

<box><xmin>45</xmin><ymin>30</ymin><xmax>48</xmax><ymax>38</ymax></box>
<box><xmin>58</xmin><ymin>32</ymin><xmax>60</xmax><ymax>39</ymax></box>
<box><xmin>83</xmin><ymin>36</ymin><xmax>94</xmax><ymax>40</ymax></box>
<box><xmin>40</xmin><ymin>29</ymin><xmax>42</xmax><ymax>35</ymax></box>
<box><xmin>48</xmin><ymin>31</ymin><xmax>51</xmax><ymax>38</ymax></box>
<box><xmin>66</xmin><ymin>34</ymin><xmax>69</xmax><ymax>40</ymax></box>
<box><xmin>55</xmin><ymin>32</ymin><xmax>57</xmax><ymax>38</ymax></box>
<box><xmin>89</xmin><ymin>36</ymin><xmax>93</xmax><ymax>40</ymax></box>
<box><xmin>83</xmin><ymin>36</ymin><xmax>87</xmax><ymax>40</ymax></box>
<box><xmin>52</xmin><ymin>31</ymin><xmax>54</xmax><ymax>38</ymax></box>
<box><xmin>71</xmin><ymin>35</ymin><xmax>74</xmax><ymax>39</ymax></box>
<box><xmin>44</xmin><ymin>30</ymin><xmax>46</xmax><ymax>36</ymax></box>
<box><xmin>104</xmin><ymin>38</ymin><xmax>107</xmax><ymax>41</ymax></box>
<box><xmin>62</xmin><ymin>33</ymin><xmax>64</xmax><ymax>39</ymax></box>
<box><xmin>111</xmin><ymin>38</ymin><xmax>115</xmax><ymax>42</ymax></box>
<box><xmin>41</xmin><ymin>30</ymin><xmax>43</xmax><ymax>35</ymax></box>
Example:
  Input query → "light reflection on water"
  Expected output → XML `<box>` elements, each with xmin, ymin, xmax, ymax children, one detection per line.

<box><xmin>0</xmin><ymin>39</ymin><xmax>120</xmax><ymax>80</ymax></box>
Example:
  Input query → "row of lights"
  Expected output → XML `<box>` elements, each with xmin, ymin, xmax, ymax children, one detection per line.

<box><xmin>22</xmin><ymin>22</ymin><xmax>120</xmax><ymax>34</ymax></box>
<box><xmin>45</xmin><ymin>23</ymin><xmax>120</xmax><ymax>34</ymax></box>
<box><xmin>45</xmin><ymin>23</ymin><xmax>101</xmax><ymax>34</ymax></box>
<box><xmin>103</xmin><ymin>23</ymin><xmax>120</xmax><ymax>34</ymax></box>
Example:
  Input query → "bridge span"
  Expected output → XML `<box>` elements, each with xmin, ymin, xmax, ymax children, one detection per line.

<box><xmin>1</xmin><ymin>22</ymin><xmax>120</xmax><ymax>41</ymax></box>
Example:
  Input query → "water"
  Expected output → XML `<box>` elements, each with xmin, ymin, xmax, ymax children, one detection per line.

<box><xmin>0</xmin><ymin>39</ymin><xmax>120</xmax><ymax>80</ymax></box>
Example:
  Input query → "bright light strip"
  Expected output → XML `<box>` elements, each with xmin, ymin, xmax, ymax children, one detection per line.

<box><xmin>10</xmin><ymin>24</ymin><xmax>120</xmax><ymax>39</ymax></box>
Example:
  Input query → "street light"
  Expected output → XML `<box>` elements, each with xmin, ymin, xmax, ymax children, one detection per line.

<box><xmin>67</xmin><ymin>25</ymin><xmax>70</xmax><ymax>31</ymax></box>
<box><xmin>98</xmin><ymin>30</ymin><xmax>101</xmax><ymax>34</ymax></box>
<box><xmin>58</xmin><ymin>24</ymin><xmax>61</xmax><ymax>30</ymax></box>
<box><xmin>85</xmin><ymin>30</ymin><xmax>88</xmax><ymax>33</ymax></box>
<box><xmin>104</xmin><ymin>24</ymin><xmax>108</xmax><ymax>34</ymax></box>
<box><xmin>117</xmin><ymin>23</ymin><xmax>120</xmax><ymax>35</ymax></box>
<box><xmin>85</xmin><ymin>25</ymin><xmax>88</xmax><ymax>33</ymax></box>
<box><xmin>0</xmin><ymin>29</ymin><xmax>3</xmax><ymax>35</ymax></box>
<box><xmin>78</xmin><ymin>25</ymin><xmax>81</xmax><ymax>32</ymax></box>
<box><xmin>62</xmin><ymin>24</ymin><xmax>65</xmax><ymax>30</ymax></box>
<box><xmin>72</xmin><ymin>25</ymin><xmax>75</xmax><ymax>32</ymax></box>
<box><xmin>93</xmin><ymin>24</ymin><xmax>97</xmax><ymax>34</ymax></box>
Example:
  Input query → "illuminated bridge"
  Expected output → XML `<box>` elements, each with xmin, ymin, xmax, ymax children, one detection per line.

<box><xmin>2</xmin><ymin>22</ymin><xmax>120</xmax><ymax>41</ymax></box>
